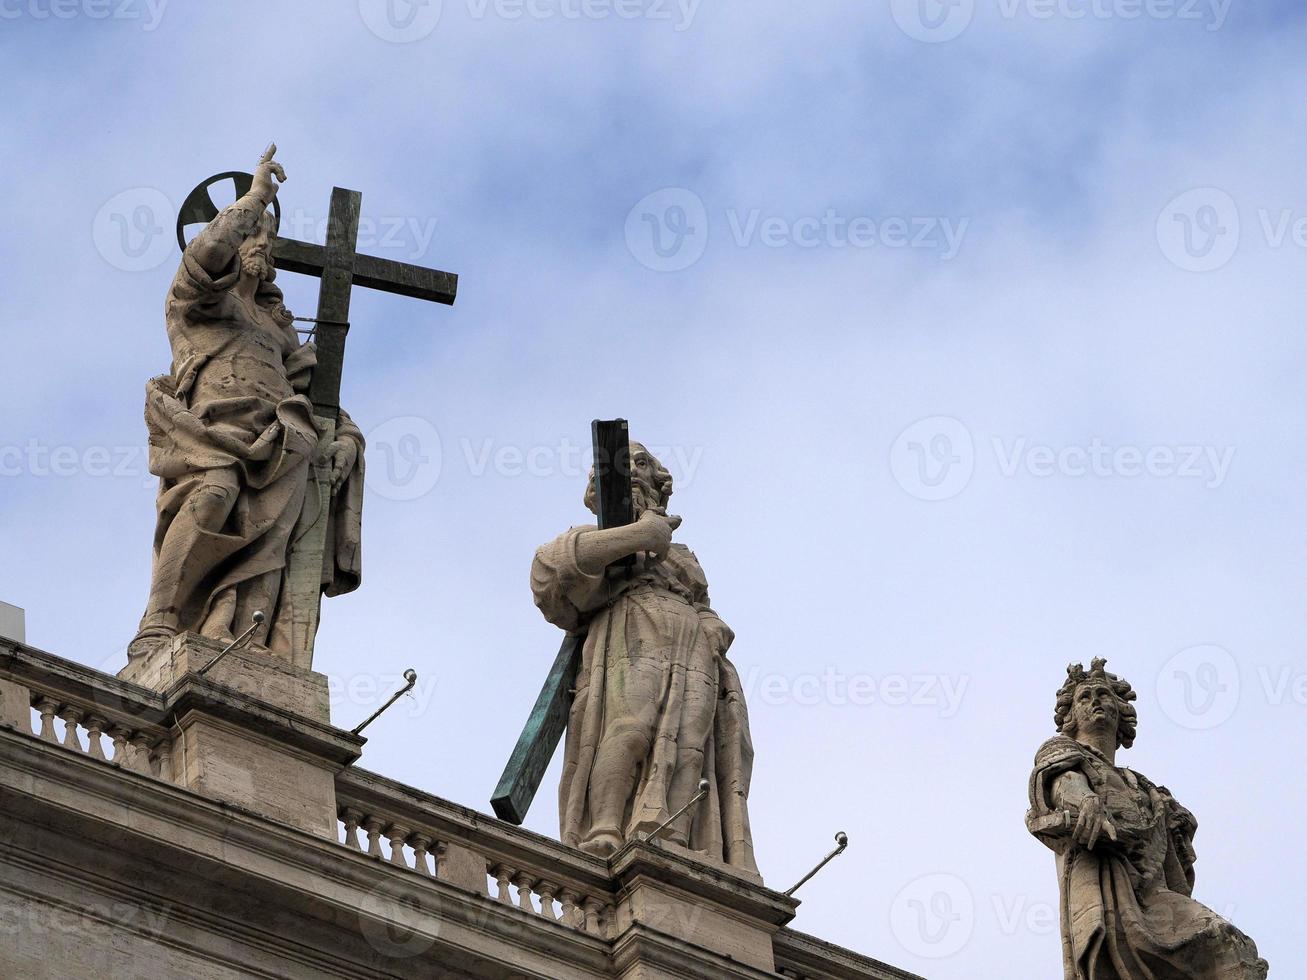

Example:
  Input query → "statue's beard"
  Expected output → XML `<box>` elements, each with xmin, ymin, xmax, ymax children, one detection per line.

<box><xmin>631</xmin><ymin>480</ymin><xmax>662</xmax><ymax>515</ymax></box>
<box><xmin>241</xmin><ymin>254</ymin><xmax>272</xmax><ymax>281</ymax></box>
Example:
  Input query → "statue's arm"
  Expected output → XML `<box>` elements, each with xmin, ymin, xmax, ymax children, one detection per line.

<box><xmin>574</xmin><ymin>510</ymin><xmax>673</xmax><ymax>574</ymax></box>
<box><xmin>1050</xmin><ymin>770</ymin><xmax>1118</xmax><ymax>850</ymax></box>
<box><xmin>188</xmin><ymin>145</ymin><xmax>286</xmax><ymax>278</ymax></box>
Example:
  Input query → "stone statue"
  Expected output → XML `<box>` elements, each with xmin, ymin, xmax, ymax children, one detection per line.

<box><xmin>1027</xmin><ymin>659</ymin><xmax>1268</xmax><ymax>979</ymax></box>
<box><xmin>128</xmin><ymin>146</ymin><xmax>364</xmax><ymax>665</ymax></box>
<box><xmin>531</xmin><ymin>443</ymin><xmax>758</xmax><ymax>873</ymax></box>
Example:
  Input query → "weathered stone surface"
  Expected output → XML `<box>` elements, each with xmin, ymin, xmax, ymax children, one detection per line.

<box><xmin>120</xmin><ymin>631</ymin><xmax>331</xmax><ymax>724</ymax></box>
<box><xmin>0</xmin><ymin>601</ymin><xmax>24</xmax><ymax>643</ymax></box>
<box><xmin>1026</xmin><ymin>658</ymin><xmax>1268</xmax><ymax>979</ymax></box>
<box><xmin>0</xmin><ymin>639</ymin><xmax>917</xmax><ymax>979</ymax></box>
<box><xmin>531</xmin><ymin>443</ymin><xmax>758</xmax><ymax>873</ymax></box>
<box><xmin>128</xmin><ymin>145</ymin><xmax>364</xmax><ymax>669</ymax></box>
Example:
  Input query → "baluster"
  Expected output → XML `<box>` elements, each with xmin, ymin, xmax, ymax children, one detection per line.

<box><xmin>512</xmin><ymin>871</ymin><xmax>536</xmax><ymax>913</ymax></box>
<box><xmin>490</xmin><ymin>864</ymin><xmax>514</xmax><ymax>905</ymax></box>
<box><xmin>433</xmin><ymin>841</ymin><xmax>447</xmax><ymax>879</ymax></box>
<box><xmin>59</xmin><ymin>706</ymin><xmax>85</xmax><ymax>752</ymax></box>
<box><xmin>385</xmin><ymin>824</ymin><xmax>411</xmax><ymax>868</ymax></box>
<box><xmin>558</xmin><ymin>889</ymin><xmax>580</xmax><ymax>928</ymax></box>
<box><xmin>83</xmin><ymin>715</ymin><xmax>107</xmax><ymax>760</ymax></box>
<box><xmin>363</xmin><ymin>816</ymin><xmax>384</xmax><ymax>858</ymax></box>
<box><xmin>151</xmin><ymin>743</ymin><xmax>173</xmax><ymax>782</ymax></box>
<box><xmin>341</xmin><ymin>808</ymin><xmax>363</xmax><ymax>850</ymax></box>
<box><xmin>536</xmin><ymin>880</ymin><xmax>559</xmax><ymax>920</ymax></box>
<box><xmin>36</xmin><ymin>699</ymin><xmax>58</xmax><ymax>743</ymax></box>
<box><xmin>409</xmin><ymin>833</ymin><xmax>434</xmax><ymax>876</ymax></box>
<box><xmin>582</xmin><ymin>897</ymin><xmax>605</xmax><ymax>937</ymax></box>
<box><xmin>108</xmin><ymin>725</ymin><xmax>130</xmax><ymax>763</ymax></box>
<box><xmin>129</xmin><ymin>733</ymin><xmax>153</xmax><ymax>774</ymax></box>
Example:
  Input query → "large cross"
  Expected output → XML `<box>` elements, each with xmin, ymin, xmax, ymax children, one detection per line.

<box><xmin>491</xmin><ymin>420</ymin><xmax>633</xmax><ymax>824</ymax></box>
<box><xmin>178</xmin><ymin>173</ymin><xmax>458</xmax><ymax>666</ymax></box>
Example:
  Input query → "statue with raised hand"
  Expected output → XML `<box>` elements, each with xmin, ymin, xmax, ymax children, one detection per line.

<box><xmin>129</xmin><ymin>145</ymin><xmax>365</xmax><ymax>665</ymax></box>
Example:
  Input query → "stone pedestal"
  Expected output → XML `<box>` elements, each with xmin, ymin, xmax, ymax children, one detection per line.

<box><xmin>609</xmin><ymin>841</ymin><xmax>796</xmax><ymax>977</ymax></box>
<box><xmin>118</xmin><ymin>632</ymin><xmax>362</xmax><ymax>840</ymax></box>
<box><xmin>120</xmin><ymin>632</ymin><xmax>331</xmax><ymax>724</ymax></box>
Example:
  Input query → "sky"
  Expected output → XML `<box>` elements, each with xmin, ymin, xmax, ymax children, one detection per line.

<box><xmin>1</xmin><ymin>1</ymin><xmax>1303</xmax><ymax>975</ymax></box>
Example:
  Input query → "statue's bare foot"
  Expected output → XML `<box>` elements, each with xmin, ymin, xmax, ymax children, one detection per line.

<box><xmin>127</xmin><ymin>627</ymin><xmax>176</xmax><ymax>661</ymax></box>
<box><xmin>580</xmin><ymin>828</ymin><xmax>624</xmax><ymax>858</ymax></box>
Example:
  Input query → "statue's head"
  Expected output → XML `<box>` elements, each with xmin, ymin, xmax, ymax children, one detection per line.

<box><xmin>239</xmin><ymin>208</ymin><xmax>278</xmax><ymax>285</ymax></box>
<box><xmin>1054</xmin><ymin>658</ymin><xmax>1138</xmax><ymax>749</ymax></box>
<box><xmin>584</xmin><ymin>442</ymin><xmax>673</xmax><ymax>517</ymax></box>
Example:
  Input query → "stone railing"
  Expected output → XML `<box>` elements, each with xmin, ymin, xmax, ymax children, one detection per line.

<box><xmin>0</xmin><ymin>638</ymin><xmax>172</xmax><ymax>781</ymax></box>
<box><xmin>335</xmin><ymin>766</ymin><xmax>616</xmax><ymax>940</ymax></box>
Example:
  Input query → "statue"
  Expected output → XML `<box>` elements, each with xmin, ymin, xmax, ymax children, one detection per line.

<box><xmin>128</xmin><ymin>146</ymin><xmax>365</xmax><ymax>665</ymax></box>
<box><xmin>530</xmin><ymin>443</ymin><xmax>758</xmax><ymax>872</ymax></box>
<box><xmin>1027</xmin><ymin>659</ymin><xmax>1268</xmax><ymax>979</ymax></box>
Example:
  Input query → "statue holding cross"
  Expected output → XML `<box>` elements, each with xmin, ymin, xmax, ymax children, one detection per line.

<box><xmin>503</xmin><ymin>426</ymin><xmax>759</xmax><ymax>873</ymax></box>
<box><xmin>128</xmin><ymin>145</ymin><xmax>456</xmax><ymax>668</ymax></box>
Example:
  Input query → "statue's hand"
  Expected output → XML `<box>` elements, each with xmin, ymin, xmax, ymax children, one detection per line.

<box><xmin>251</xmin><ymin>143</ymin><xmax>288</xmax><ymax>205</ymax></box>
<box><xmin>1071</xmin><ymin>794</ymin><xmax>1118</xmax><ymax>851</ymax></box>
<box><xmin>635</xmin><ymin>508</ymin><xmax>681</xmax><ymax>563</ymax></box>
<box><xmin>327</xmin><ymin>439</ymin><xmax>358</xmax><ymax>492</ymax></box>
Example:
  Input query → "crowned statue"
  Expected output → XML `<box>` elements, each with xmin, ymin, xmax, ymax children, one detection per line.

<box><xmin>1027</xmin><ymin>659</ymin><xmax>1268</xmax><ymax>980</ymax></box>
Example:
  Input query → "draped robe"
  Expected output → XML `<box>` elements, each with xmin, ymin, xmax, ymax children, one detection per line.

<box><xmin>1027</xmin><ymin>736</ymin><xmax>1267</xmax><ymax>980</ymax></box>
<box><xmin>532</xmin><ymin>526</ymin><xmax>758</xmax><ymax>874</ymax></box>
<box><xmin>133</xmin><ymin>201</ymin><xmax>364</xmax><ymax>658</ymax></box>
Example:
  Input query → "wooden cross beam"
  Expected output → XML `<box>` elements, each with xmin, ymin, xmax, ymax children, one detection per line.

<box><xmin>178</xmin><ymin>170</ymin><xmax>458</xmax><ymax>667</ymax></box>
<box><xmin>177</xmin><ymin>172</ymin><xmax>458</xmax><ymax>420</ymax></box>
<box><xmin>491</xmin><ymin>420</ymin><xmax>634</xmax><ymax>824</ymax></box>
<box><xmin>274</xmin><ymin>187</ymin><xmax>458</xmax><ymax>420</ymax></box>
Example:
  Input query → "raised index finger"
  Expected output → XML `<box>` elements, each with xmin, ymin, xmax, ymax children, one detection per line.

<box><xmin>260</xmin><ymin>142</ymin><xmax>278</xmax><ymax>164</ymax></box>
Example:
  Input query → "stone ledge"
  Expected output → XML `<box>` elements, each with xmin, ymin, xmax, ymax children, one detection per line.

<box><xmin>0</xmin><ymin>728</ymin><xmax>614</xmax><ymax>978</ymax></box>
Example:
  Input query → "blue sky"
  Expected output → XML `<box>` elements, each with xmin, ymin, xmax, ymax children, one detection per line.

<box><xmin>2</xmin><ymin>1</ymin><xmax>1303</xmax><ymax>974</ymax></box>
